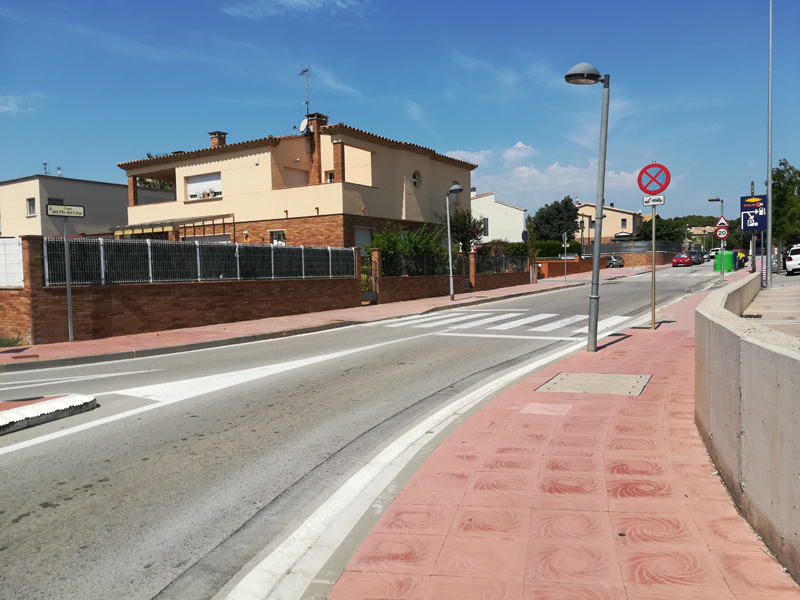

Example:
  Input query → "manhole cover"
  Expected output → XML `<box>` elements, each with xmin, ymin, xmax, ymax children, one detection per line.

<box><xmin>536</xmin><ymin>372</ymin><xmax>651</xmax><ymax>396</ymax></box>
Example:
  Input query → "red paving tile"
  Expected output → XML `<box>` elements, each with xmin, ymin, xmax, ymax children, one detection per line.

<box><xmin>329</xmin><ymin>287</ymin><xmax>800</xmax><ymax>599</ymax></box>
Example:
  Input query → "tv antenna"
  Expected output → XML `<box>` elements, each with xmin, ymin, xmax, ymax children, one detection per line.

<box><xmin>299</xmin><ymin>66</ymin><xmax>310</xmax><ymax>117</ymax></box>
<box><xmin>43</xmin><ymin>161</ymin><xmax>48</xmax><ymax>175</ymax></box>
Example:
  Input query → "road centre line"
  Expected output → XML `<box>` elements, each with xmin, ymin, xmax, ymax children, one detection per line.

<box><xmin>0</xmin><ymin>333</ymin><xmax>433</xmax><ymax>457</ymax></box>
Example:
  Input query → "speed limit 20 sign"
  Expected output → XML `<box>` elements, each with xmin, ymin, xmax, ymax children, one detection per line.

<box><xmin>715</xmin><ymin>228</ymin><xmax>729</xmax><ymax>240</ymax></box>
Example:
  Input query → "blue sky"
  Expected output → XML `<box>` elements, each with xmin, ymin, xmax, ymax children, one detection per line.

<box><xmin>2</xmin><ymin>0</ymin><xmax>798</xmax><ymax>220</ymax></box>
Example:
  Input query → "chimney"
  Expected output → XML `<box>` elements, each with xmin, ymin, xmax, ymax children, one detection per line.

<box><xmin>610</xmin><ymin>202</ymin><xmax>614</xmax><ymax>208</ymax></box>
<box><xmin>306</xmin><ymin>113</ymin><xmax>329</xmax><ymax>185</ymax></box>
<box><xmin>209</xmin><ymin>131</ymin><xmax>228</xmax><ymax>148</ymax></box>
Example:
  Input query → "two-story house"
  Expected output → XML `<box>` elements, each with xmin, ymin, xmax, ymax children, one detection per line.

<box><xmin>116</xmin><ymin>113</ymin><xmax>477</xmax><ymax>248</ymax></box>
<box><xmin>576</xmin><ymin>202</ymin><xmax>644</xmax><ymax>244</ymax></box>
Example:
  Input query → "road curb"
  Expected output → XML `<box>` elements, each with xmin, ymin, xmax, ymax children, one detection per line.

<box><xmin>0</xmin><ymin>394</ymin><xmax>97</xmax><ymax>436</ymax></box>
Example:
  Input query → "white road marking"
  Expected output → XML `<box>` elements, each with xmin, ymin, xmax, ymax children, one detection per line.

<box><xmin>486</xmin><ymin>313</ymin><xmax>558</xmax><ymax>330</ymax></box>
<box><xmin>0</xmin><ymin>370</ymin><xmax>160</xmax><ymax>393</ymax></box>
<box><xmin>411</xmin><ymin>312</ymin><xmax>492</xmax><ymax>328</ymax></box>
<box><xmin>437</xmin><ymin>333</ymin><xmax>578</xmax><ymax>341</ymax></box>
<box><xmin>529</xmin><ymin>315</ymin><xmax>587</xmax><ymax>332</ymax></box>
<box><xmin>0</xmin><ymin>334</ymin><xmax>432</xmax><ymax>456</ymax></box>
<box><xmin>446</xmin><ymin>313</ymin><xmax>526</xmax><ymax>329</ymax></box>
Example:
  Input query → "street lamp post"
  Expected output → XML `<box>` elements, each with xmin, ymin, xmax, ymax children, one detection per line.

<box><xmin>709</xmin><ymin>197</ymin><xmax>724</xmax><ymax>283</ymax></box>
<box><xmin>446</xmin><ymin>184</ymin><xmax>464</xmax><ymax>301</ymax></box>
<box><xmin>565</xmin><ymin>62</ymin><xmax>609</xmax><ymax>353</ymax></box>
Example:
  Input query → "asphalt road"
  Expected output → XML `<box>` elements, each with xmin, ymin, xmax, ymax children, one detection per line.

<box><xmin>0</xmin><ymin>263</ymin><xmax>720</xmax><ymax>600</ymax></box>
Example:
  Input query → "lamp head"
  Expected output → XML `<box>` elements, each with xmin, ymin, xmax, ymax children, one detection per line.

<box><xmin>565</xmin><ymin>62</ymin><xmax>603</xmax><ymax>85</ymax></box>
<box><xmin>449</xmin><ymin>184</ymin><xmax>464</xmax><ymax>195</ymax></box>
<box><xmin>708</xmin><ymin>197</ymin><xmax>722</xmax><ymax>203</ymax></box>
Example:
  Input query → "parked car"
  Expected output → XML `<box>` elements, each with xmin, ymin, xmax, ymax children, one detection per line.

<box><xmin>672</xmin><ymin>253</ymin><xmax>692</xmax><ymax>267</ymax></box>
<box><xmin>687</xmin><ymin>250</ymin><xmax>702</xmax><ymax>264</ymax></box>
<box><xmin>786</xmin><ymin>246</ymin><xmax>800</xmax><ymax>275</ymax></box>
<box><xmin>605</xmin><ymin>255</ymin><xmax>624</xmax><ymax>268</ymax></box>
<box><xmin>709</xmin><ymin>247</ymin><xmax>722</xmax><ymax>259</ymax></box>
<box><xmin>702</xmin><ymin>251</ymin><xmax>710</xmax><ymax>262</ymax></box>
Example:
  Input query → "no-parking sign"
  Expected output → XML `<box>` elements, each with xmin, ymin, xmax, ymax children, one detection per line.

<box><xmin>638</xmin><ymin>163</ymin><xmax>671</xmax><ymax>195</ymax></box>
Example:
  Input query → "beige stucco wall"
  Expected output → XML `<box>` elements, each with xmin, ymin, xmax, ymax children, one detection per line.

<box><xmin>0</xmin><ymin>179</ymin><xmax>42</xmax><ymax>236</ymax></box>
<box><xmin>124</xmin><ymin>132</ymin><xmax>472</xmax><ymax>229</ymax></box>
<box><xmin>578</xmin><ymin>204</ymin><xmax>642</xmax><ymax>241</ymax></box>
<box><xmin>0</xmin><ymin>177</ymin><xmax>128</xmax><ymax>237</ymax></box>
<box><xmin>472</xmin><ymin>194</ymin><xmax>525</xmax><ymax>242</ymax></box>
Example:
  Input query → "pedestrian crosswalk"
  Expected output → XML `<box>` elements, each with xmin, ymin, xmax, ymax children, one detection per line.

<box><xmin>628</xmin><ymin>269</ymin><xmax>718</xmax><ymax>279</ymax></box>
<box><xmin>370</xmin><ymin>309</ymin><xmax>633</xmax><ymax>339</ymax></box>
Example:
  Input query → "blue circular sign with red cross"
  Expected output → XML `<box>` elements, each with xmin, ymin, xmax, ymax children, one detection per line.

<box><xmin>638</xmin><ymin>163</ymin><xmax>671</xmax><ymax>195</ymax></box>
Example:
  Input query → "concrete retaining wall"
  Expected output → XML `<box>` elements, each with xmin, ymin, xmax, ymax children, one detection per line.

<box><xmin>695</xmin><ymin>272</ymin><xmax>800</xmax><ymax>580</ymax></box>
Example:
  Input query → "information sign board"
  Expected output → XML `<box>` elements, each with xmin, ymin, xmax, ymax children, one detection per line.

<box><xmin>740</xmin><ymin>195</ymin><xmax>767</xmax><ymax>231</ymax></box>
<box><xmin>47</xmin><ymin>204</ymin><xmax>85</xmax><ymax>218</ymax></box>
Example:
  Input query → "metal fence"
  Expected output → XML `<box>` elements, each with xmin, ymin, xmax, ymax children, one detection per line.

<box><xmin>586</xmin><ymin>241</ymin><xmax>682</xmax><ymax>255</ymax></box>
<box><xmin>476</xmin><ymin>254</ymin><xmax>526</xmax><ymax>274</ymax></box>
<box><xmin>380</xmin><ymin>252</ymin><xmax>449</xmax><ymax>277</ymax></box>
<box><xmin>43</xmin><ymin>238</ymin><xmax>357</xmax><ymax>286</ymax></box>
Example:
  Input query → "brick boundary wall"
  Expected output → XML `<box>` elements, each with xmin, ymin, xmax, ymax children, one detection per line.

<box><xmin>1</xmin><ymin>237</ymin><xmax>360</xmax><ymax>345</ymax></box>
<box><xmin>474</xmin><ymin>271</ymin><xmax>530</xmax><ymax>291</ymax></box>
<box><xmin>539</xmin><ymin>252</ymin><xmax>673</xmax><ymax>279</ymax></box>
<box><xmin>376</xmin><ymin>275</ymin><xmax>450</xmax><ymax>304</ymax></box>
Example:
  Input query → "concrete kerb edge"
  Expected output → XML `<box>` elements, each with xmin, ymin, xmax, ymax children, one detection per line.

<box><xmin>0</xmin><ymin>394</ymin><xmax>98</xmax><ymax>436</ymax></box>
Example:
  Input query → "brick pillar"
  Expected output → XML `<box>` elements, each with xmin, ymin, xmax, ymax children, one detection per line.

<box><xmin>371</xmin><ymin>248</ymin><xmax>381</xmax><ymax>303</ymax></box>
<box><xmin>332</xmin><ymin>142</ymin><xmax>345</xmax><ymax>183</ymax></box>
<box><xmin>19</xmin><ymin>236</ymin><xmax>43</xmax><ymax>344</ymax></box>
<box><xmin>469</xmin><ymin>251</ymin><xmax>477</xmax><ymax>290</ymax></box>
<box><xmin>127</xmin><ymin>176</ymin><xmax>138</xmax><ymax>207</ymax></box>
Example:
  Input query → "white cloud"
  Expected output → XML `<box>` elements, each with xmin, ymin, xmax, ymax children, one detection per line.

<box><xmin>446</xmin><ymin>150</ymin><xmax>493</xmax><ymax>167</ymax></box>
<box><xmin>405</xmin><ymin>101</ymin><xmax>424</xmax><ymax>125</ymax></box>
<box><xmin>474</xmin><ymin>160</ymin><xmax>638</xmax><ymax>211</ymax></box>
<box><xmin>0</xmin><ymin>95</ymin><xmax>35</xmax><ymax>115</ymax></box>
<box><xmin>0</xmin><ymin>7</ymin><xmax>22</xmax><ymax>21</ymax></box>
<box><xmin>502</xmin><ymin>141</ymin><xmax>538</xmax><ymax>165</ymax></box>
<box><xmin>223</xmin><ymin>0</ymin><xmax>365</xmax><ymax>18</ymax></box>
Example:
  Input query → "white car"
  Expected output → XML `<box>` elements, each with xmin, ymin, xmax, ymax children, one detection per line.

<box><xmin>786</xmin><ymin>246</ymin><xmax>800</xmax><ymax>275</ymax></box>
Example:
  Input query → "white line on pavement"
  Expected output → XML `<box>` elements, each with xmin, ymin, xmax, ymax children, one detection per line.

<box><xmin>0</xmin><ymin>334</ymin><xmax>432</xmax><ymax>457</ymax></box>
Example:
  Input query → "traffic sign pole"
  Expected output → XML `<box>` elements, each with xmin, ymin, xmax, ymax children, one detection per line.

<box><xmin>651</xmin><ymin>205</ymin><xmax>656</xmax><ymax>330</ymax></box>
<box><xmin>63</xmin><ymin>217</ymin><xmax>74</xmax><ymax>342</ymax></box>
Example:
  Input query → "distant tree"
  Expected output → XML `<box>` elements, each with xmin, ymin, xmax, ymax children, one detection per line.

<box><xmin>436</xmin><ymin>207</ymin><xmax>485</xmax><ymax>252</ymax></box>
<box><xmin>771</xmin><ymin>158</ymin><xmax>800</xmax><ymax>247</ymax></box>
<box><xmin>137</xmin><ymin>153</ymin><xmax>176</xmax><ymax>191</ymax></box>
<box><xmin>530</xmin><ymin>196</ymin><xmax>579</xmax><ymax>242</ymax></box>
<box><xmin>635</xmin><ymin>217</ymin><xmax>687</xmax><ymax>243</ymax></box>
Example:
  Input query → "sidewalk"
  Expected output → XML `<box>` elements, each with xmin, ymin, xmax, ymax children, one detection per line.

<box><xmin>324</xmin><ymin>268</ymin><xmax>800</xmax><ymax>600</ymax></box>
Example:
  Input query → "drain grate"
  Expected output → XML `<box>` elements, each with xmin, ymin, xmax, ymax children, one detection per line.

<box><xmin>536</xmin><ymin>372</ymin><xmax>651</xmax><ymax>396</ymax></box>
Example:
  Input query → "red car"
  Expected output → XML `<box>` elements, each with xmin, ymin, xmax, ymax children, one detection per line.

<box><xmin>672</xmin><ymin>253</ymin><xmax>692</xmax><ymax>267</ymax></box>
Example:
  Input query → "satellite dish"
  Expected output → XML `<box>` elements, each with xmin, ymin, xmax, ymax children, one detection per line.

<box><xmin>299</xmin><ymin>118</ymin><xmax>308</xmax><ymax>134</ymax></box>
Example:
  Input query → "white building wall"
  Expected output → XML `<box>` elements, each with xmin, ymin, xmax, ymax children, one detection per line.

<box><xmin>471</xmin><ymin>192</ymin><xmax>525</xmax><ymax>243</ymax></box>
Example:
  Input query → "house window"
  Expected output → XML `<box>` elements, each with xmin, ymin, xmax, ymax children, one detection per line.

<box><xmin>590</xmin><ymin>219</ymin><xmax>595</xmax><ymax>227</ymax></box>
<box><xmin>412</xmin><ymin>171</ymin><xmax>421</xmax><ymax>188</ymax></box>
<box><xmin>270</xmin><ymin>230</ymin><xmax>286</xmax><ymax>245</ymax></box>
<box><xmin>186</xmin><ymin>173</ymin><xmax>222</xmax><ymax>200</ymax></box>
<box><xmin>26</xmin><ymin>198</ymin><xmax>36</xmax><ymax>216</ymax></box>
<box><xmin>621</xmin><ymin>218</ymin><xmax>627</xmax><ymax>229</ymax></box>
<box><xmin>325</xmin><ymin>171</ymin><xmax>335</xmax><ymax>183</ymax></box>
<box><xmin>482</xmin><ymin>217</ymin><xmax>489</xmax><ymax>237</ymax></box>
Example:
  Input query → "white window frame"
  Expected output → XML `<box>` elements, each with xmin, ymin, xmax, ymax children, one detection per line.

<box><xmin>270</xmin><ymin>230</ymin><xmax>286</xmax><ymax>246</ymax></box>
<box><xmin>26</xmin><ymin>197</ymin><xmax>36</xmax><ymax>217</ymax></box>
<box><xmin>186</xmin><ymin>173</ymin><xmax>222</xmax><ymax>201</ymax></box>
